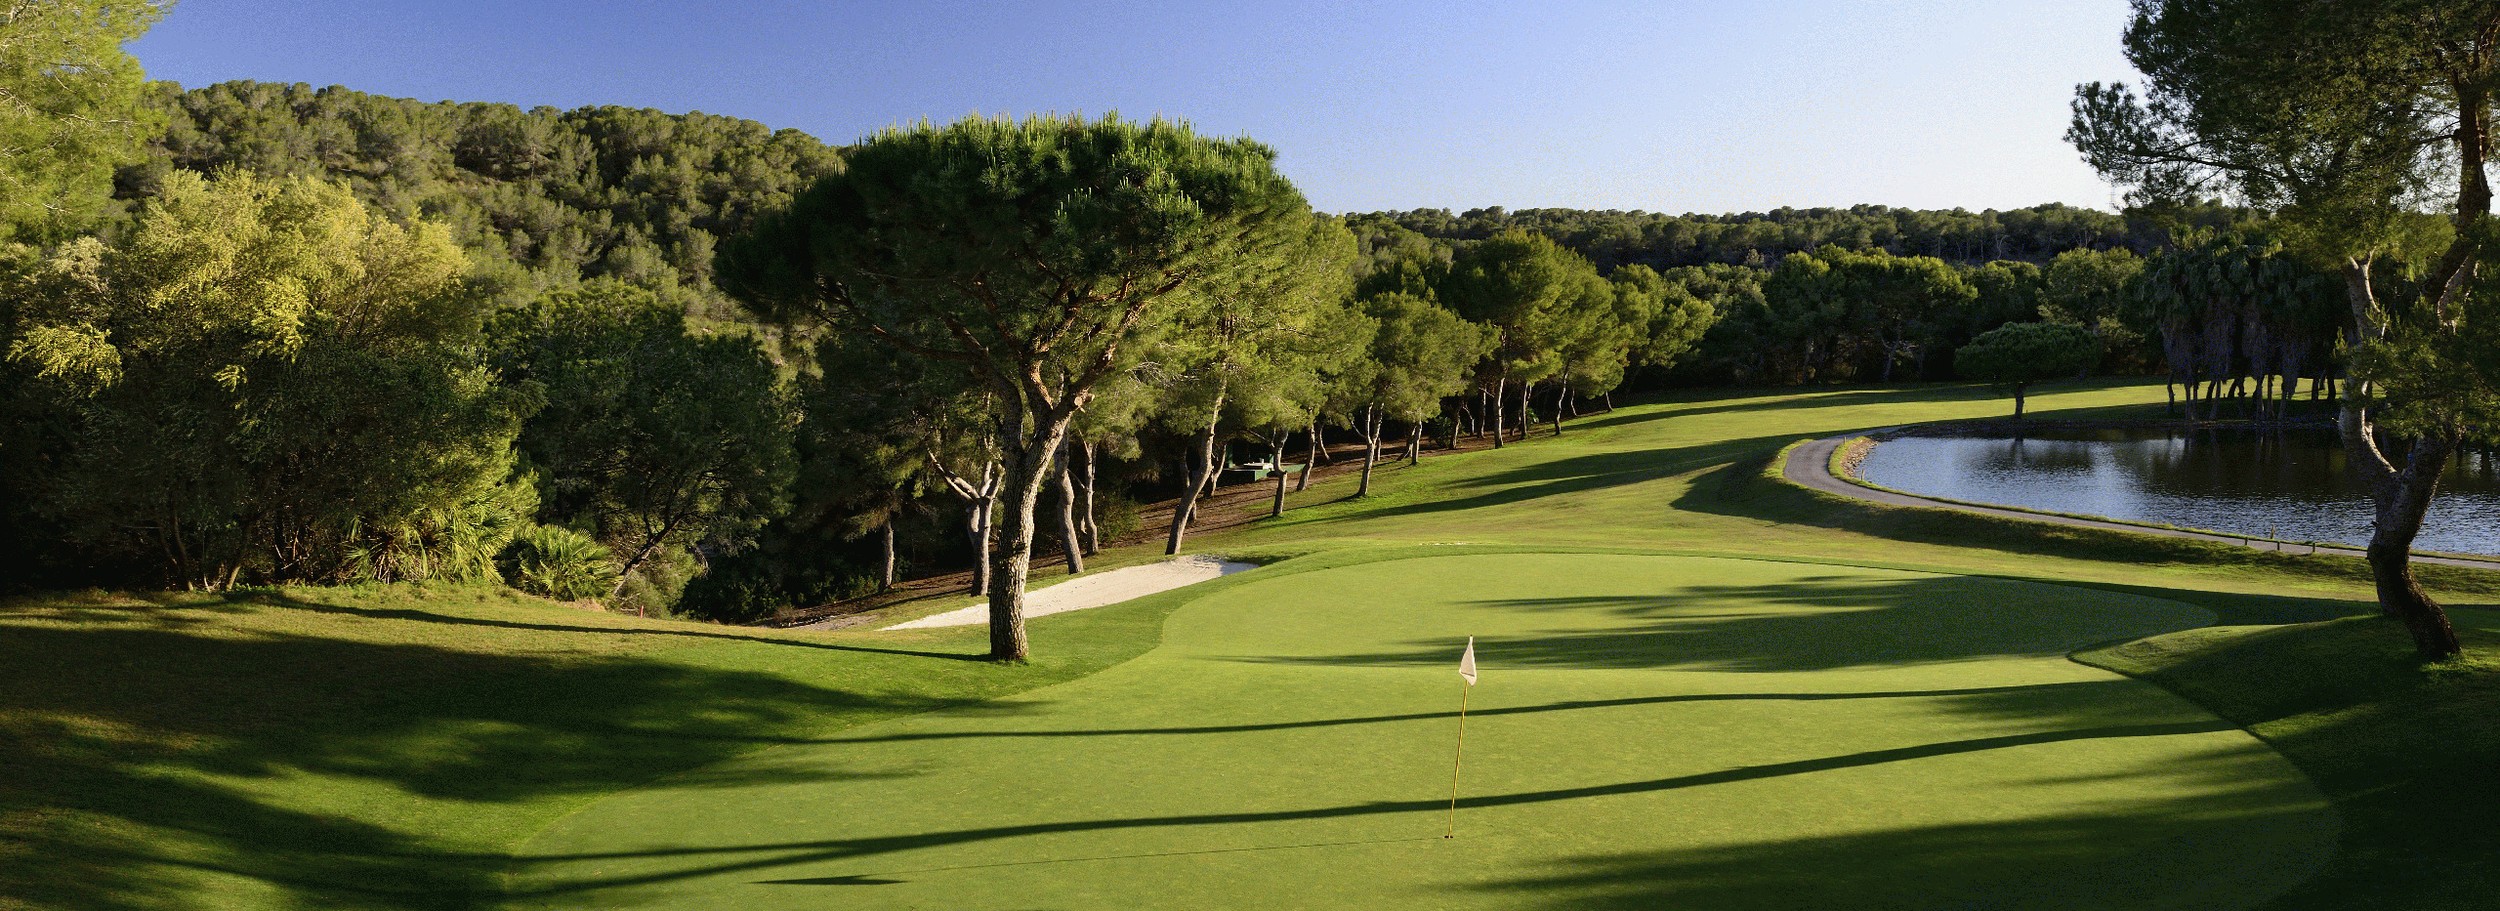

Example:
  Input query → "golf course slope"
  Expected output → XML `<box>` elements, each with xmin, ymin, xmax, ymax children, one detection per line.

<box><xmin>29</xmin><ymin>381</ymin><xmax>2500</xmax><ymax>911</ymax></box>
<box><xmin>509</xmin><ymin>550</ymin><xmax>2334</xmax><ymax>910</ymax></box>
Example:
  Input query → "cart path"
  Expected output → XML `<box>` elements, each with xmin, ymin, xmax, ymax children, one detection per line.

<box><xmin>857</xmin><ymin>554</ymin><xmax>1259</xmax><ymax>631</ymax></box>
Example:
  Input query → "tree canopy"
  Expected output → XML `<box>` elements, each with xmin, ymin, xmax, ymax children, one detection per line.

<box><xmin>0</xmin><ymin>0</ymin><xmax>163</xmax><ymax>241</ymax></box>
<box><xmin>1955</xmin><ymin>321</ymin><xmax>2100</xmax><ymax>418</ymax></box>
<box><xmin>717</xmin><ymin>114</ymin><xmax>1323</xmax><ymax>660</ymax></box>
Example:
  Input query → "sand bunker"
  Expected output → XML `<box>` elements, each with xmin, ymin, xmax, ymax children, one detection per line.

<box><xmin>879</xmin><ymin>554</ymin><xmax>1256</xmax><ymax>630</ymax></box>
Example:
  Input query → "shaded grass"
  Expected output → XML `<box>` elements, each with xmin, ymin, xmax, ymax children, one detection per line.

<box><xmin>0</xmin><ymin>584</ymin><xmax>1186</xmax><ymax>911</ymax></box>
<box><xmin>2079</xmin><ymin>616</ymin><xmax>2500</xmax><ymax>910</ymax></box>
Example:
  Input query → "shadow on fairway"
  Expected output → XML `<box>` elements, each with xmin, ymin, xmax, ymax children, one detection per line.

<box><xmin>0</xmin><ymin>602</ymin><xmax>1024</xmax><ymax>911</ymax></box>
<box><xmin>247</xmin><ymin>589</ymin><xmax>991</xmax><ymax>661</ymax></box>
<box><xmin>1289</xmin><ymin>433</ymin><xmax>1801</xmax><ymax>528</ymax></box>
<box><xmin>1469</xmin><ymin>784</ymin><xmax>2331</xmax><ymax>911</ymax></box>
<box><xmin>501</xmin><ymin>719</ymin><xmax>2241</xmax><ymax>901</ymax></box>
<box><xmin>809</xmin><ymin>681</ymin><xmax>2111</xmax><ymax>744</ymax></box>
<box><xmin>1234</xmin><ymin>573</ymin><xmax>2206</xmax><ymax>674</ymax></box>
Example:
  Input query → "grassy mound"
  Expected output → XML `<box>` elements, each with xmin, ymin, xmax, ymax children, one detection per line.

<box><xmin>2079</xmin><ymin>613</ymin><xmax>2500</xmax><ymax>910</ymax></box>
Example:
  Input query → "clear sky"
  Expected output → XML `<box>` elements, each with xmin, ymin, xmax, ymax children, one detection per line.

<box><xmin>129</xmin><ymin>1</ymin><xmax>2140</xmax><ymax>215</ymax></box>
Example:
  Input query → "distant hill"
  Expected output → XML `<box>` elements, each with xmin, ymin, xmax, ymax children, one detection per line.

<box><xmin>122</xmin><ymin>80</ymin><xmax>845</xmax><ymax>327</ymax></box>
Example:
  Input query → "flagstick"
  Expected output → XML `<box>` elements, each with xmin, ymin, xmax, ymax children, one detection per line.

<box><xmin>1444</xmin><ymin>682</ymin><xmax>1471</xmax><ymax>839</ymax></box>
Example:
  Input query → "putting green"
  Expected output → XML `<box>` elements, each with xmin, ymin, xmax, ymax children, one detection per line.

<box><xmin>506</xmin><ymin>552</ymin><xmax>2335</xmax><ymax>909</ymax></box>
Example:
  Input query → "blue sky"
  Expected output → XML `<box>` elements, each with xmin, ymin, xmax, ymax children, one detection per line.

<box><xmin>130</xmin><ymin>1</ymin><xmax>2140</xmax><ymax>214</ymax></box>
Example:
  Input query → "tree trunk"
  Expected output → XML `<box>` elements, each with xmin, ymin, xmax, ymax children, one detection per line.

<box><xmin>1166</xmin><ymin>396</ymin><xmax>1224</xmax><ymax>555</ymax></box>
<box><xmin>1490</xmin><ymin>379</ymin><xmax>1506</xmax><ymax>449</ymax></box>
<box><xmin>964</xmin><ymin>502</ymin><xmax>991</xmax><ymax>595</ymax></box>
<box><xmin>1298</xmin><ymin>420</ymin><xmax>1319</xmax><ymax>492</ymax></box>
<box><xmin>981</xmin><ymin>398</ymin><xmax>1087</xmax><ymax>662</ymax></box>
<box><xmin>1268</xmin><ymin>431</ymin><xmax>1289</xmax><ymax>518</ymax></box>
<box><xmin>1074</xmin><ymin>436</ymin><xmax>1101</xmax><ymax>556</ymax></box>
<box><xmin>1550</xmin><ymin>385</ymin><xmax>1564</xmax><ymax>436</ymax></box>
<box><xmin>878</xmin><ymin>521</ymin><xmax>895</xmax><ymax>593</ymax></box>
<box><xmin>1520</xmin><ymin>382</ymin><xmax>1534</xmax><ymax>441</ymax></box>
<box><xmin>1053</xmin><ymin>439</ymin><xmax>1084</xmax><ymax>575</ymax></box>
<box><xmin>1406</xmin><ymin>423</ymin><xmax>1423</xmax><ymax>465</ymax></box>
<box><xmin>1357</xmin><ymin>407</ymin><xmax>1381</xmax><ymax>497</ymax></box>
<box><xmin>2338</xmin><ymin>257</ymin><xmax>2467</xmax><ymax>660</ymax></box>
<box><xmin>2355</xmin><ymin>432</ymin><xmax>2466</xmax><ymax>658</ymax></box>
<box><xmin>2012</xmin><ymin>383</ymin><xmax>2027</xmax><ymax>419</ymax></box>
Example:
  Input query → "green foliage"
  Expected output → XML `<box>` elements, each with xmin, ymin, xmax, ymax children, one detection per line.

<box><xmin>0</xmin><ymin>1</ymin><xmax>163</xmax><ymax>241</ymax></box>
<box><xmin>1608</xmin><ymin>264</ymin><xmax>1717</xmax><ymax>374</ymax></box>
<box><xmin>1341</xmin><ymin>292</ymin><xmax>1496</xmax><ymax>424</ymax></box>
<box><xmin>1180</xmin><ymin>217</ymin><xmax>1366</xmax><ymax>440</ymax></box>
<box><xmin>1964</xmin><ymin>260</ymin><xmax>2046</xmax><ymax>335</ymax></box>
<box><xmin>5</xmin><ymin>171</ymin><xmax>526</xmax><ymax>587</ymax></box>
<box><xmin>2040</xmin><ymin>247</ymin><xmax>2144</xmax><ymax>330</ymax></box>
<box><xmin>490</xmin><ymin>281</ymin><xmax>798</xmax><ymax>600</ymax></box>
<box><xmin>2132</xmin><ymin>227</ymin><xmax>2343</xmax><ymax>400</ymax></box>
<box><xmin>2041</xmin><ymin>247</ymin><xmax>2149</xmax><ymax>362</ymax></box>
<box><xmin>1956</xmin><ymin>321</ymin><xmax>2101</xmax><ymax>416</ymax></box>
<box><xmin>141</xmin><ymin>80</ymin><xmax>843</xmax><ymax>325</ymax></box>
<box><xmin>501</xmin><ymin>524</ymin><xmax>618</xmax><ymax>601</ymax></box>
<box><xmin>1747</xmin><ymin>245</ymin><xmax>1976</xmax><ymax>382</ymax></box>
<box><xmin>1439</xmin><ymin>229</ymin><xmax>1613</xmax><ymax>389</ymax></box>
<box><xmin>1361</xmin><ymin>202</ymin><xmax>2133</xmax><ymax>270</ymax></box>
<box><xmin>346</xmin><ymin>463</ymin><xmax>538</xmax><ymax>585</ymax></box>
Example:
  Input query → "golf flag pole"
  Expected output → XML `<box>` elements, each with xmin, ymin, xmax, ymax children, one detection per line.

<box><xmin>1446</xmin><ymin>636</ymin><xmax>1477</xmax><ymax>839</ymax></box>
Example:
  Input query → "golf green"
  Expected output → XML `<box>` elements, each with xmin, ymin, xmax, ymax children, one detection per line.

<box><xmin>505</xmin><ymin>552</ymin><xmax>2336</xmax><ymax>910</ymax></box>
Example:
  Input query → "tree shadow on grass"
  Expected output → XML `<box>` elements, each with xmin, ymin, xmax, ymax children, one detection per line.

<box><xmin>498</xmin><ymin>718</ymin><xmax>2244</xmax><ymax>903</ymax></box>
<box><xmin>1239</xmin><ymin>574</ymin><xmax>2214</xmax><ymax>674</ymax></box>
<box><xmin>1467</xmin><ymin>785</ymin><xmax>2332</xmax><ymax>911</ymax></box>
<box><xmin>1288</xmin><ymin>434</ymin><xmax>1803</xmax><ymax>529</ymax></box>
<box><xmin>0</xmin><ymin>607</ymin><xmax>1036</xmax><ymax>911</ymax></box>
<box><xmin>812</xmin><ymin>681</ymin><xmax>2102</xmax><ymax>745</ymax></box>
<box><xmin>238</xmin><ymin>589</ymin><xmax>991</xmax><ymax>661</ymax></box>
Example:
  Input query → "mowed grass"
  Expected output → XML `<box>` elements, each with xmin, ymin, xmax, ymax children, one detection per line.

<box><xmin>508</xmin><ymin>551</ymin><xmax>2335</xmax><ymax>910</ymax></box>
<box><xmin>0</xmin><ymin>585</ymin><xmax>1186</xmax><ymax>910</ymax></box>
<box><xmin>8</xmin><ymin>378</ymin><xmax>2500</xmax><ymax>910</ymax></box>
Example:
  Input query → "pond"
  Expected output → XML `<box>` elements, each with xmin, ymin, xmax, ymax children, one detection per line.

<box><xmin>1854</xmin><ymin>426</ymin><xmax>2500</xmax><ymax>557</ymax></box>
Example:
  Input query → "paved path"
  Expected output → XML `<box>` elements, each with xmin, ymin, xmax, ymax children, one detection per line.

<box><xmin>1784</xmin><ymin>432</ymin><xmax>2500</xmax><ymax>572</ymax></box>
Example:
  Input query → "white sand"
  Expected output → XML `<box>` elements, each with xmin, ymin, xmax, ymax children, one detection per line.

<box><xmin>878</xmin><ymin>554</ymin><xmax>1257</xmax><ymax>630</ymax></box>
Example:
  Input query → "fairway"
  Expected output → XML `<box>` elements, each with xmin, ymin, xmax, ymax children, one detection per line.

<box><xmin>508</xmin><ymin>552</ymin><xmax>2336</xmax><ymax>910</ymax></box>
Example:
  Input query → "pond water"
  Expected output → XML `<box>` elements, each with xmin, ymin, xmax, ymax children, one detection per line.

<box><xmin>1855</xmin><ymin>427</ymin><xmax>2500</xmax><ymax>556</ymax></box>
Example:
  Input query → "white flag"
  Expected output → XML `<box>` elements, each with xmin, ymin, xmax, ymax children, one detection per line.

<box><xmin>1458</xmin><ymin>636</ymin><xmax>1477</xmax><ymax>686</ymax></box>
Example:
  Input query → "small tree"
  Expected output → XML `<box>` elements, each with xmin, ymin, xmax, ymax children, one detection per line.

<box><xmin>1955</xmin><ymin>322</ymin><xmax>2098</xmax><ymax>419</ymax></box>
<box><xmin>1335</xmin><ymin>293</ymin><xmax>1495</xmax><ymax>495</ymax></box>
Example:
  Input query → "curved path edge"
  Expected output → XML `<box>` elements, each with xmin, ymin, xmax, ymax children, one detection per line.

<box><xmin>1783</xmin><ymin>432</ymin><xmax>2500</xmax><ymax>573</ymax></box>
